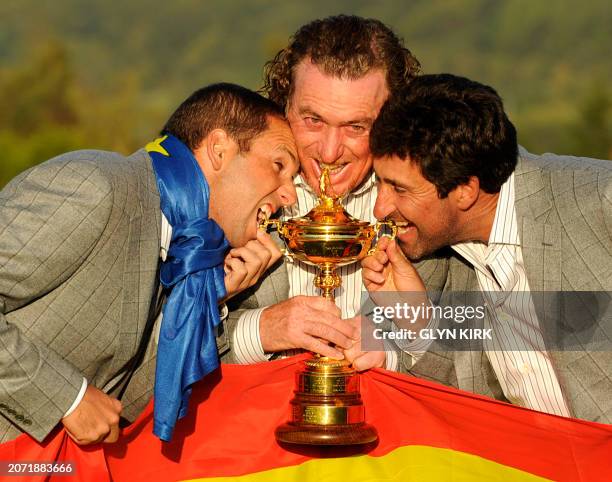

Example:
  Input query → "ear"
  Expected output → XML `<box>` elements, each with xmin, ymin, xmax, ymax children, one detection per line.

<box><xmin>193</xmin><ymin>128</ymin><xmax>239</xmax><ymax>173</ymax></box>
<box><xmin>450</xmin><ymin>176</ymin><xmax>480</xmax><ymax>211</ymax></box>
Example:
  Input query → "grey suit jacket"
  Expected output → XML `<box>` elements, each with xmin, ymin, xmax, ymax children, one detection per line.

<box><xmin>225</xmin><ymin>149</ymin><xmax>612</xmax><ymax>423</ymax></box>
<box><xmin>0</xmin><ymin>148</ymin><xmax>165</xmax><ymax>443</ymax></box>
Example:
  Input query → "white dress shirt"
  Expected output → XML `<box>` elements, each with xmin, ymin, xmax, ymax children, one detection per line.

<box><xmin>232</xmin><ymin>173</ymin><xmax>398</xmax><ymax>370</ymax></box>
<box><xmin>451</xmin><ymin>173</ymin><xmax>570</xmax><ymax>416</ymax></box>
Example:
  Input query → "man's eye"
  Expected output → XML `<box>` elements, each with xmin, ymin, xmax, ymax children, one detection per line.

<box><xmin>274</xmin><ymin>160</ymin><xmax>284</xmax><ymax>172</ymax></box>
<box><xmin>393</xmin><ymin>185</ymin><xmax>407</xmax><ymax>194</ymax></box>
<box><xmin>347</xmin><ymin>124</ymin><xmax>366</xmax><ymax>134</ymax></box>
<box><xmin>304</xmin><ymin>117</ymin><xmax>321</xmax><ymax>127</ymax></box>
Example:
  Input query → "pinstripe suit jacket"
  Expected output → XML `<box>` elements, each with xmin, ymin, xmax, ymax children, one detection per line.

<box><xmin>1</xmin><ymin>149</ymin><xmax>164</xmax><ymax>443</ymax></box>
<box><xmin>225</xmin><ymin>149</ymin><xmax>612</xmax><ymax>423</ymax></box>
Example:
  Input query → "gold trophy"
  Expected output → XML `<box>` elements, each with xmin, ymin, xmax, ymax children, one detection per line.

<box><xmin>259</xmin><ymin>168</ymin><xmax>396</xmax><ymax>445</ymax></box>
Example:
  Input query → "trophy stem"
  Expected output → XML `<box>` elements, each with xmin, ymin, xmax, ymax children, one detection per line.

<box><xmin>314</xmin><ymin>263</ymin><xmax>341</xmax><ymax>301</ymax></box>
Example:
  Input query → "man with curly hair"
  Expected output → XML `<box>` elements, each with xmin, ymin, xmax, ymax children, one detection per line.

<box><xmin>223</xmin><ymin>15</ymin><xmax>435</xmax><ymax>371</ymax></box>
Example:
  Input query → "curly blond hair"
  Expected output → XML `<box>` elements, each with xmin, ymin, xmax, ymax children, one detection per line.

<box><xmin>262</xmin><ymin>15</ymin><xmax>421</xmax><ymax>110</ymax></box>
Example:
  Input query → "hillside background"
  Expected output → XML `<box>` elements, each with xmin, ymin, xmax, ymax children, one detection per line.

<box><xmin>1</xmin><ymin>0</ymin><xmax>610</xmax><ymax>186</ymax></box>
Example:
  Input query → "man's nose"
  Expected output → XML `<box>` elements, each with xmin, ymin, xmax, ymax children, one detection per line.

<box><xmin>278</xmin><ymin>180</ymin><xmax>297</xmax><ymax>207</ymax></box>
<box><xmin>373</xmin><ymin>184</ymin><xmax>394</xmax><ymax>220</ymax></box>
<box><xmin>319</xmin><ymin>126</ymin><xmax>344</xmax><ymax>164</ymax></box>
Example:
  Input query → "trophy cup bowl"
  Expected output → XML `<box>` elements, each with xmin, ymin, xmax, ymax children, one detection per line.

<box><xmin>259</xmin><ymin>169</ymin><xmax>396</xmax><ymax>445</ymax></box>
<box><xmin>264</xmin><ymin>215</ymin><xmax>395</xmax><ymax>300</ymax></box>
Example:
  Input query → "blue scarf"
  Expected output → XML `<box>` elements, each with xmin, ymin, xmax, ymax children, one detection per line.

<box><xmin>146</xmin><ymin>134</ymin><xmax>230</xmax><ymax>441</ymax></box>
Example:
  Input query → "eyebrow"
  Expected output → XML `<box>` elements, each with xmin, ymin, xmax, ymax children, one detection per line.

<box><xmin>341</xmin><ymin>118</ymin><xmax>373</xmax><ymax>127</ymax></box>
<box><xmin>378</xmin><ymin>175</ymin><xmax>408</xmax><ymax>189</ymax></box>
<box><xmin>279</xmin><ymin>146</ymin><xmax>297</xmax><ymax>165</ymax></box>
<box><xmin>297</xmin><ymin>107</ymin><xmax>372</xmax><ymax>127</ymax></box>
<box><xmin>297</xmin><ymin>107</ymin><xmax>321</xmax><ymax>118</ymax></box>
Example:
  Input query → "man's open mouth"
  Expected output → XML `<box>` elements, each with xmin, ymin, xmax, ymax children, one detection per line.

<box><xmin>393</xmin><ymin>220</ymin><xmax>415</xmax><ymax>234</ymax></box>
<box><xmin>316</xmin><ymin>161</ymin><xmax>348</xmax><ymax>176</ymax></box>
<box><xmin>257</xmin><ymin>205</ymin><xmax>273</xmax><ymax>228</ymax></box>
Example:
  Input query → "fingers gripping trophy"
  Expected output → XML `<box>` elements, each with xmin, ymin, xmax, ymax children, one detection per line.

<box><xmin>259</xmin><ymin>168</ymin><xmax>396</xmax><ymax>445</ymax></box>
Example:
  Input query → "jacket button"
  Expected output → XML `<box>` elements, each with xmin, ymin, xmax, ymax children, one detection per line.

<box><xmin>23</xmin><ymin>419</ymin><xmax>32</xmax><ymax>425</ymax></box>
<box><xmin>16</xmin><ymin>414</ymin><xmax>24</xmax><ymax>421</ymax></box>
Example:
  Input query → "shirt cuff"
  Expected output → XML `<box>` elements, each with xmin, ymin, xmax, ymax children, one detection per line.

<box><xmin>219</xmin><ymin>302</ymin><xmax>229</xmax><ymax>322</ymax></box>
<box><xmin>62</xmin><ymin>377</ymin><xmax>88</xmax><ymax>418</ymax></box>
<box><xmin>383</xmin><ymin>340</ymin><xmax>399</xmax><ymax>371</ymax></box>
<box><xmin>391</xmin><ymin>300</ymin><xmax>440</xmax><ymax>355</ymax></box>
<box><xmin>232</xmin><ymin>308</ymin><xmax>271</xmax><ymax>364</ymax></box>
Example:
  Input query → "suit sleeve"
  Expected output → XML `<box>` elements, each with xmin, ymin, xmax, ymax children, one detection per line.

<box><xmin>395</xmin><ymin>254</ymin><xmax>451</xmax><ymax>372</ymax></box>
<box><xmin>413</xmin><ymin>252</ymin><xmax>451</xmax><ymax>303</ymax></box>
<box><xmin>0</xmin><ymin>157</ymin><xmax>113</xmax><ymax>442</ymax></box>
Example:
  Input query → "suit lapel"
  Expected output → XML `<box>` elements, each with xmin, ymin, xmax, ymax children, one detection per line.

<box><xmin>519</xmin><ymin>219</ymin><xmax>562</xmax><ymax>292</ymax></box>
<box><xmin>514</xmin><ymin>151</ymin><xmax>562</xmax><ymax>294</ymax></box>
<box><xmin>111</xmin><ymin>151</ymin><xmax>162</xmax><ymax>375</ymax></box>
<box><xmin>515</xmin><ymin>153</ymin><xmax>562</xmax><ymax>347</ymax></box>
<box><xmin>513</xmin><ymin>153</ymin><xmax>575</xmax><ymax>412</ymax></box>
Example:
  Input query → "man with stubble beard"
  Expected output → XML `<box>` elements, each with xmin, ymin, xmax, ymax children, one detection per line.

<box><xmin>222</xmin><ymin>15</ymin><xmax>443</xmax><ymax>371</ymax></box>
<box><xmin>362</xmin><ymin>74</ymin><xmax>612</xmax><ymax>422</ymax></box>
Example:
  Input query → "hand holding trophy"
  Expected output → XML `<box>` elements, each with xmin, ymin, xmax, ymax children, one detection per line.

<box><xmin>259</xmin><ymin>168</ymin><xmax>396</xmax><ymax>445</ymax></box>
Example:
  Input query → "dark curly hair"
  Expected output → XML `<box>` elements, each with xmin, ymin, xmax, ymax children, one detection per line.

<box><xmin>262</xmin><ymin>15</ymin><xmax>421</xmax><ymax>110</ymax></box>
<box><xmin>370</xmin><ymin>74</ymin><xmax>518</xmax><ymax>197</ymax></box>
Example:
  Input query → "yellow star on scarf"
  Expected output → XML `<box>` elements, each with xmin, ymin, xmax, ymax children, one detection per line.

<box><xmin>145</xmin><ymin>135</ymin><xmax>169</xmax><ymax>156</ymax></box>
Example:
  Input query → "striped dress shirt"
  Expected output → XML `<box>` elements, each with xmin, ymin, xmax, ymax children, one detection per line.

<box><xmin>232</xmin><ymin>173</ymin><xmax>398</xmax><ymax>370</ymax></box>
<box><xmin>451</xmin><ymin>173</ymin><xmax>570</xmax><ymax>416</ymax></box>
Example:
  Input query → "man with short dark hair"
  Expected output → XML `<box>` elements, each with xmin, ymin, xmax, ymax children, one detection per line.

<box><xmin>362</xmin><ymin>73</ymin><xmax>612</xmax><ymax>422</ymax></box>
<box><xmin>0</xmin><ymin>83</ymin><xmax>299</xmax><ymax>443</ymax></box>
<box><xmin>224</xmin><ymin>15</ymin><xmax>431</xmax><ymax>371</ymax></box>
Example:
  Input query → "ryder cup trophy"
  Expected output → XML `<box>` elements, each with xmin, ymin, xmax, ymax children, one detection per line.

<box><xmin>259</xmin><ymin>168</ymin><xmax>396</xmax><ymax>445</ymax></box>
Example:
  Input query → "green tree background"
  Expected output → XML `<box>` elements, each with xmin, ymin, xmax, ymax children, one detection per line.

<box><xmin>1</xmin><ymin>0</ymin><xmax>610</xmax><ymax>187</ymax></box>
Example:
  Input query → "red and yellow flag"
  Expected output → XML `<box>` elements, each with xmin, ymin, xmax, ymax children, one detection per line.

<box><xmin>1</xmin><ymin>354</ymin><xmax>611</xmax><ymax>481</ymax></box>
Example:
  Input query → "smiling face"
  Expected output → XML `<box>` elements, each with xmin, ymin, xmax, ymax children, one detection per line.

<box><xmin>373</xmin><ymin>155</ymin><xmax>462</xmax><ymax>261</ymax></box>
<box><xmin>286</xmin><ymin>60</ymin><xmax>389</xmax><ymax>196</ymax></box>
<box><xmin>208</xmin><ymin>116</ymin><xmax>299</xmax><ymax>247</ymax></box>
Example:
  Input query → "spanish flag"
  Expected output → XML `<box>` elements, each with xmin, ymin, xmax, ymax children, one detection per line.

<box><xmin>1</xmin><ymin>354</ymin><xmax>611</xmax><ymax>481</ymax></box>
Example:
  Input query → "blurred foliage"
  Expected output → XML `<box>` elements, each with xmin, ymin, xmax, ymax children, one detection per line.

<box><xmin>0</xmin><ymin>0</ymin><xmax>610</xmax><ymax>187</ymax></box>
<box><xmin>569</xmin><ymin>82</ymin><xmax>612</xmax><ymax>159</ymax></box>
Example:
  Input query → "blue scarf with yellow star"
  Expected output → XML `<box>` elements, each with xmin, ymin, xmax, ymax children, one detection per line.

<box><xmin>146</xmin><ymin>134</ymin><xmax>229</xmax><ymax>441</ymax></box>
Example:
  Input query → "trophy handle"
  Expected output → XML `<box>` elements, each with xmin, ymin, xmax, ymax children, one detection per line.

<box><xmin>367</xmin><ymin>220</ymin><xmax>398</xmax><ymax>255</ymax></box>
<box><xmin>258</xmin><ymin>218</ymin><xmax>293</xmax><ymax>258</ymax></box>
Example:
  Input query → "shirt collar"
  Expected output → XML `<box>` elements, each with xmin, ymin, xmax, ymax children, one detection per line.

<box><xmin>450</xmin><ymin>172</ymin><xmax>519</xmax><ymax>261</ymax></box>
<box><xmin>488</xmin><ymin>172</ymin><xmax>520</xmax><ymax>246</ymax></box>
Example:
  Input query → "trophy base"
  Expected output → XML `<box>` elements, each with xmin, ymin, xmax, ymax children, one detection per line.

<box><xmin>275</xmin><ymin>422</ymin><xmax>378</xmax><ymax>446</ymax></box>
<box><xmin>275</xmin><ymin>356</ymin><xmax>378</xmax><ymax>446</ymax></box>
